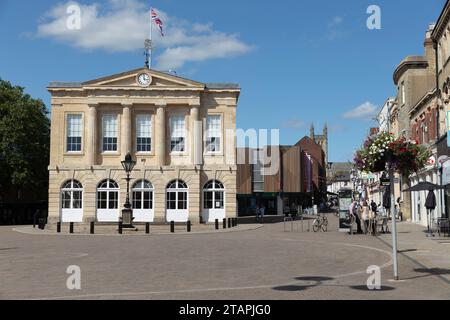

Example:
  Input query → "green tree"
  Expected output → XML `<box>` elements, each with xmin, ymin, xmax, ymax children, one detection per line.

<box><xmin>0</xmin><ymin>79</ymin><xmax>50</xmax><ymax>201</ymax></box>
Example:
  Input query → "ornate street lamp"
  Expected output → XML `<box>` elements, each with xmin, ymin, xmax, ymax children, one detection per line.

<box><xmin>121</xmin><ymin>153</ymin><xmax>136</xmax><ymax>228</ymax></box>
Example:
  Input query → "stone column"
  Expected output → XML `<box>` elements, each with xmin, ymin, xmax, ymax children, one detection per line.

<box><xmin>156</xmin><ymin>105</ymin><xmax>166</xmax><ymax>167</ymax></box>
<box><xmin>87</xmin><ymin>103</ymin><xmax>98</xmax><ymax>166</ymax></box>
<box><xmin>121</xmin><ymin>103</ymin><xmax>132</xmax><ymax>156</ymax></box>
<box><xmin>190</xmin><ymin>104</ymin><xmax>202</xmax><ymax>165</ymax></box>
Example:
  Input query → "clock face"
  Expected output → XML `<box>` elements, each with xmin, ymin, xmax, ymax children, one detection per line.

<box><xmin>137</xmin><ymin>73</ymin><xmax>151</xmax><ymax>86</ymax></box>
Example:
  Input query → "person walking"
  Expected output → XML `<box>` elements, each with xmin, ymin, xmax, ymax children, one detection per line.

<box><xmin>349</xmin><ymin>200</ymin><xmax>363</xmax><ymax>234</ymax></box>
<box><xmin>360</xmin><ymin>200</ymin><xmax>370</xmax><ymax>234</ymax></box>
<box><xmin>260</xmin><ymin>204</ymin><xmax>266</xmax><ymax>221</ymax></box>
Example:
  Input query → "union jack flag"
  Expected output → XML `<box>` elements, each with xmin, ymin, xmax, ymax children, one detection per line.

<box><xmin>151</xmin><ymin>8</ymin><xmax>164</xmax><ymax>37</ymax></box>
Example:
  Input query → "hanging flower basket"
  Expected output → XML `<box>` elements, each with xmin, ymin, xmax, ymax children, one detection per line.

<box><xmin>354</xmin><ymin>132</ymin><xmax>431</xmax><ymax>176</ymax></box>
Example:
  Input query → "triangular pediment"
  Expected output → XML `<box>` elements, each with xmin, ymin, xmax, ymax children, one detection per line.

<box><xmin>81</xmin><ymin>68</ymin><xmax>205</xmax><ymax>89</ymax></box>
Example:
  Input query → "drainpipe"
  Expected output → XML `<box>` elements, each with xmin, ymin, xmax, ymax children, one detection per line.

<box><xmin>433</xmin><ymin>39</ymin><xmax>440</xmax><ymax>138</ymax></box>
<box><xmin>433</xmin><ymin>39</ymin><xmax>446</xmax><ymax>218</ymax></box>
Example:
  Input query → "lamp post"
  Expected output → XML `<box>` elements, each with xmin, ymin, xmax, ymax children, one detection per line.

<box><xmin>386</xmin><ymin>100</ymin><xmax>399</xmax><ymax>281</ymax></box>
<box><xmin>121</xmin><ymin>153</ymin><xmax>136</xmax><ymax>228</ymax></box>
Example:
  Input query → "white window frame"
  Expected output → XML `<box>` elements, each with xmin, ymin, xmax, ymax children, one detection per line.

<box><xmin>136</xmin><ymin>114</ymin><xmax>152</xmax><ymax>154</ymax></box>
<box><xmin>96</xmin><ymin>179</ymin><xmax>120</xmax><ymax>222</ymax></box>
<box><xmin>170</xmin><ymin>115</ymin><xmax>186</xmax><ymax>154</ymax></box>
<box><xmin>61</xmin><ymin>180</ymin><xmax>83</xmax><ymax>223</ymax></box>
<box><xmin>205</xmin><ymin>115</ymin><xmax>222</xmax><ymax>154</ymax></box>
<box><xmin>66</xmin><ymin>114</ymin><xmax>83</xmax><ymax>153</ymax></box>
<box><xmin>166</xmin><ymin>180</ymin><xmax>189</xmax><ymax>222</ymax></box>
<box><xmin>102</xmin><ymin>114</ymin><xmax>119</xmax><ymax>153</ymax></box>
<box><xmin>132</xmin><ymin>180</ymin><xmax>155</xmax><ymax>222</ymax></box>
<box><xmin>202</xmin><ymin>180</ymin><xmax>226</xmax><ymax>223</ymax></box>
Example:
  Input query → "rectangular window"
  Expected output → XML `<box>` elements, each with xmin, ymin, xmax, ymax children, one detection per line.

<box><xmin>206</xmin><ymin>115</ymin><xmax>221</xmax><ymax>153</ymax></box>
<box><xmin>204</xmin><ymin>191</ymin><xmax>213</xmax><ymax>209</ymax></box>
<box><xmin>136</xmin><ymin>114</ymin><xmax>152</xmax><ymax>152</ymax></box>
<box><xmin>170</xmin><ymin>115</ymin><xmax>185</xmax><ymax>152</ymax></box>
<box><xmin>252</xmin><ymin>149</ymin><xmax>264</xmax><ymax>192</ymax></box>
<box><xmin>167</xmin><ymin>192</ymin><xmax>177</xmax><ymax>209</ymax></box>
<box><xmin>401</xmin><ymin>82</ymin><xmax>406</xmax><ymax>105</ymax></box>
<box><xmin>102</xmin><ymin>115</ymin><xmax>118</xmax><ymax>152</ymax></box>
<box><xmin>66</xmin><ymin>114</ymin><xmax>82</xmax><ymax>152</ymax></box>
<box><xmin>97</xmin><ymin>191</ymin><xmax>108</xmax><ymax>209</ymax></box>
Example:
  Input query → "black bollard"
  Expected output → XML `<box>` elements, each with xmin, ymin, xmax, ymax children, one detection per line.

<box><xmin>235</xmin><ymin>218</ymin><xmax>239</xmax><ymax>226</ymax></box>
<box><xmin>215</xmin><ymin>219</ymin><xmax>219</xmax><ymax>230</ymax></box>
<box><xmin>228</xmin><ymin>218</ymin><xmax>232</xmax><ymax>229</ymax></box>
<box><xmin>146</xmin><ymin>223</ymin><xmax>150</xmax><ymax>234</ymax></box>
<box><xmin>187</xmin><ymin>220</ymin><xmax>191</xmax><ymax>232</ymax></box>
<box><xmin>118</xmin><ymin>222</ymin><xmax>123</xmax><ymax>234</ymax></box>
<box><xmin>90</xmin><ymin>221</ymin><xmax>95</xmax><ymax>234</ymax></box>
<box><xmin>57</xmin><ymin>222</ymin><xmax>61</xmax><ymax>233</ymax></box>
<box><xmin>69</xmin><ymin>222</ymin><xmax>74</xmax><ymax>234</ymax></box>
<box><xmin>170</xmin><ymin>221</ymin><xmax>175</xmax><ymax>233</ymax></box>
<box><xmin>223</xmin><ymin>218</ymin><xmax>227</xmax><ymax>229</ymax></box>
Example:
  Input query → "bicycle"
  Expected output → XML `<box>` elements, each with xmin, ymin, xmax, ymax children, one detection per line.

<box><xmin>312</xmin><ymin>213</ymin><xmax>328</xmax><ymax>232</ymax></box>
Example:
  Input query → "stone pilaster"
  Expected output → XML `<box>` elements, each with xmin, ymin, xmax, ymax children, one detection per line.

<box><xmin>190</xmin><ymin>104</ymin><xmax>203</xmax><ymax>165</ymax></box>
<box><xmin>121</xmin><ymin>103</ymin><xmax>132</xmax><ymax>156</ymax></box>
<box><xmin>156</xmin><ymin>104</ymin><xmax>166</xmax><ymax>167</ymax></box>
<box><xmin>87</xmin><ymin>103</ymin><xmax>98</xmax><ymax>166</ymax></box>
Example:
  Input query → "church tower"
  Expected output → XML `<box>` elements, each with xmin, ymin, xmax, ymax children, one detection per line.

<box><xmin>309</xmin><ymin>123</ymin><xmax>328</xmax><ymax>165</ymax></box>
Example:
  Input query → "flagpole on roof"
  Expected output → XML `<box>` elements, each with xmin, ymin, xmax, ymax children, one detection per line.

<box><xmin>144</xmin><ymin>5</ymin><xmax>153</xmax><ymax>69</ymax></box>
<box><xmin>150</xmin><ymin>4</ymin><xmax>153</xmax><ymax>69</ymax></box>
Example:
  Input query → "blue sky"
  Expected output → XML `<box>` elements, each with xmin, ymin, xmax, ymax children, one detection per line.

<box><xmin>0</xmin><ymin>0</ymin><xmax>445</xmax><ymax>162</ymax></box>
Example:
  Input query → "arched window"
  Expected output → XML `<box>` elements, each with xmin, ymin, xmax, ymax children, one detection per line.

<box><xmin>203</xmin><ymin>180</ymin><xmax>225</xmax><ymax>210</ymax></box>
<box><xmin>166</xmin><ymin>180</ymin><xmax>188</xmax><ymax>210</ymax></box>
<box><xmin>61</xmin><ymin>180</ymin><xmax>83</xmax><ymax>210</ymax></box>
<box><xmin>97</xmin><ymin>179</ymin><xmax>119</xmax><ymax>210</ymax></box>
<box><xmin>132</xmin><ymin>180</ymin><xmax>154</xmax><ymax>210</ymax></box>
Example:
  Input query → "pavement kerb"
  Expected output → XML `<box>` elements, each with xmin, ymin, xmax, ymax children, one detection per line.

<box><xmin>12</xmin><ymin>224</ymin><xmax>264</xmax><ymax>237</ymax></box>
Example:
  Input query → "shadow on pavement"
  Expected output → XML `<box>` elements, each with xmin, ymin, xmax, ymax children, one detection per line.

<box><xmin>350</xmin><ymin>285</ymin><xmax>395</xmax><ymax>291</ymax></box>
<box><xmin>272</xmin><ymin>285</ymin><xmax>309</xmax><ymax>292</ymax></box>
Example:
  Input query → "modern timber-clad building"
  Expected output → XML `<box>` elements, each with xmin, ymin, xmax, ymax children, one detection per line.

<box><xmin>47</xmin><ymin>68</ymin><xmax>240</xmax><ymax>224</ymax></box>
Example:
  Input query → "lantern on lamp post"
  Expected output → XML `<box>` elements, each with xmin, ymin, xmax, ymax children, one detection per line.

<box><xmin>121</xmin><ymin>153</ymin><xmax>136</xmax><ymax>228</ymax></box>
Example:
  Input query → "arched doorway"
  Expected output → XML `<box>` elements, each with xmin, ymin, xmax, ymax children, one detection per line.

<box><xmin>202</xmin><ymin>180</ymin><xmax>225</xmax><ymax>222</ymax></box>
<box><xmin>96</xmin><ymin>179</ymin><xmax>120</xmax><ymax>222</ymax></box>
<box><xmin>166</xmin><ymin>180</ymin><xmax>188</xmax><ymax>222</ymax></box>
<box><xmin>61</xmin><ymin>180</ymin><xmax>83</xmax><ymax>222</ymax></box>
<box><xmin>132</xmin><ymin>180</ymin><xmax>154</xmax><ymax>222</ymax></box>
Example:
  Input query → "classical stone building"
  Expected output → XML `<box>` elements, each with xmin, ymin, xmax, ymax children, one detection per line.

<box><xmin>47</xmin><ymin>67</ymin><xmax>239</xmax><ymax>224</ymax></box>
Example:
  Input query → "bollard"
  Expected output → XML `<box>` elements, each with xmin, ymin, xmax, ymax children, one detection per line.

<box><xmin>146</xmin><ymin>223</ymin><xmax>150</xmax><ymax>234</ymax></box>
<box><xmin>57</xmin><ymin>222</ymin><xmax>61</xmax><ymax>233</ymax></box>
<box><xmin>118</xmin><ymin>222</ymin><xmax>123</xmax><ymax>234</ymax></box>
<box><xmin>228</xmin><ymin>218</ymin><xmax>232</xmax><ymax>229</ymax></box>
<box><xmin>215</xmin><ymin>219</ymin><xmax>219</xmax><ymax>230</ymax></box>
<box><xmin>223</xmin><ymin>218</ymin><xmax>227</xmax><ymax>229</ymax></box>
<box><xmin>90</xmin><ymin>221</ymin><xmax>95</xmax><ymax>234</ymax></box>
<box><xmin>69</xmin><ymin>222</ymin><xmax>74</xmax><ymax>234</ymax></box>
<box><xmin>235</xmin><ymin>218</ymin><xmax>239</xmax><ymax>226</ymax></box>
<box><xmin>187</xmin><ymin>220</ymin><xmax>191</xmax><ymax>232</ymax></box>
<box><xmin>199</xmin><ymin>216</ymin><xmax>204</xmax><ymax>224</ymax></box>
<box><xmin>233</xmin><ymin>218</ymin><xmax>237</xmax><ymax>227</ymax></box>
<box><xmin>170</xmin><ymin>221</ymin><xmax>175</xmax><ymax>233</ymax></box>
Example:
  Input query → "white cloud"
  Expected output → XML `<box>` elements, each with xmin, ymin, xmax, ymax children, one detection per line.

<box><xmin>329</xmin><ymin>16</ymin><xmax>344</xmax><ymax>27</ymax></box>
<box><xmin>342</xmin><ymin>102</ymin><xmax>377</xmax><ymax>119</ymax></box>
<box><xmin>282</xmin><ymin>119</ymin><xmax>305</xmax><ymax>129</ymax></box>
<box><xmin>36</xmin><ymin>0</ymin><xmax>253</xmax><ymax>69</ymax></box>
<box><xmin>327</xmin><ymin>16</ymin><xmax>344</xmax><ymax>40</ymax></box>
